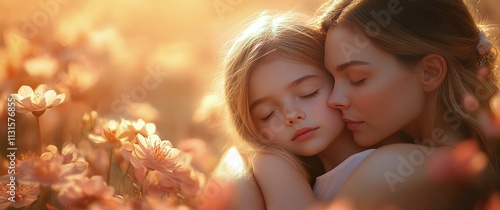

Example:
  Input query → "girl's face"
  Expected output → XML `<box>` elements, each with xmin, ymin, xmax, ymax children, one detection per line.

<box><xmin>248</xmin><ymin>56</ymin><xmax>345</xmax><ymax>156</ymax></box>
<box><xmin>324</xmin><ymin>26</ymin><xmax>426</xmax><ymax>147</ymax></box>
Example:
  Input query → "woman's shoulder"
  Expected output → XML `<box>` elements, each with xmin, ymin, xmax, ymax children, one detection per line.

<box><xmin>336</xmin><ymin>143</ymin><xmax>456</xmax><ymax>209</ymax></box>
<box><xmin>367</xmin><ymin>143</ymin><xmax>448</xmax><ymax>160</ymax></box>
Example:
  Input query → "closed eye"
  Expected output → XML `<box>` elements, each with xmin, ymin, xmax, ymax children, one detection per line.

<box><xmin>299</xmin><ymin>90</ymin><xmax>319</xmax><ymax>99</ymax></box>
<box><xmin>351</xmin><ymin>79</ymin><xmax>366</xmax><ymax>86</ymax></box>
<box><xmin>261</xmin><ymin>109</ymin><xmax>276</xmax><ymax>122</ymax></box>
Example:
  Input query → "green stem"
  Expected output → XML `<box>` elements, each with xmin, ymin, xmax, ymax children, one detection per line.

<box><xmin>38</xmin><ymin>186</ymin><xmax>50</xmax><ymax>210</ymax></box>
<box><xmin>118</xmin><ymin>161</ymin><xmax>131</xmax><ymax>194</ymax></box>
<box><xmin>35</xmin><ymin>116</ymin><xmax>42</xmax><ymax>155</ymax></box>
<box><xmin>138</xmin><ymin>168</ymin><xmax>151</xmax><ymax>198</ymax></box>
<box><xmin>32</xmin><ymin>110</ymin><xmax>45</xmax><ymax>155</ymax></box>
<box><xmin>107</xmin><ymin>147</ymin><xmax>114</xmax><ymax>185</ymax></box>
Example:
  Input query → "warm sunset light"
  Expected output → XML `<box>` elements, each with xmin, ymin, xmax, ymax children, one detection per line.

<box><xmin>1</xmin><ymin>0</ymin><xmax>499</xmax><ymax>209</ymax></box>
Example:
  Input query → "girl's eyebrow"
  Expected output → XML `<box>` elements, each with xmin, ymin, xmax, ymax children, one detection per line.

<box><xmin>250</xmin><ymin>75</ymin><xmax>319</xmax><ymax>111</ymax></box>
<box><xmin>334</xmin><ymin>60</ymin><xmax>369</xmax><ymax>72</ymax></box>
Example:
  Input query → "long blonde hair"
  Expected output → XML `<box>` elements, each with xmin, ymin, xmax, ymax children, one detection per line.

<box><xmin>317</xmin><ymin>0</ymin><xmax>500</xmax><ymax>173</ymax></box>
<box><xmin>221</xmin><ymin>12</ymin><xmax>326</xmax><ymax>182</ymax></box>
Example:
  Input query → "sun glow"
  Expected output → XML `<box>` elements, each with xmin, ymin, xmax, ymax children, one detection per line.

<box><xmin>213</xmin><ymin>146</ymin><xmax>247</xmax><ymax>179</ymax></box>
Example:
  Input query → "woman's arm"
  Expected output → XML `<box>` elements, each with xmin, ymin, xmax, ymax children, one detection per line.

<box><xmin>253</xmin><ymin>153</ymin><xmax>326</xmax><ymax>210</ymax></box>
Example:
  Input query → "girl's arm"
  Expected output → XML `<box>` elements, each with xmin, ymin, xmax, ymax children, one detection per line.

<box><xmin>253</xmin><ymin>153</ymin><xmax>326</xmax><ymax>210</ymax></box>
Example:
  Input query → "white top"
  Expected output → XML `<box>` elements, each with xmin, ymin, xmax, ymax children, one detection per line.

<box><xmin>313</xmin><ymin>149</ymin><xmax>375</xmax><ymax>201</ymax></box>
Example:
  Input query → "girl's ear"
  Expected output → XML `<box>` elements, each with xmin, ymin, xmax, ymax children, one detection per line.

<box><xmin>417</xmin><ymin>54</ymin><xmax>447</xmax><ymax>92</ymax></box>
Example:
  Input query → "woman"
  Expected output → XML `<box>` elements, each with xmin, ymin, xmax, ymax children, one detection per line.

<box><xmin>316</xmin><ymin>0</ymin><xmax>500</xmax><ymax>208</ymax></box>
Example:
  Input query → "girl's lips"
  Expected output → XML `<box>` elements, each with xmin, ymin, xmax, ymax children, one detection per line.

<box><xmin>292</xmin><ymin>127</ymin><xmax>318</xmax><ymax>142</ymax></box>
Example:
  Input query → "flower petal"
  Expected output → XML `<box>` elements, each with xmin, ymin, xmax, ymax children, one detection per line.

<box><xmin>10</xmin><ymin>93</ymin><xmax>26</xmax><ymax>101</ymax></box>
<box><xmin>50</xmin><ymin>94</ymin><xmax>66</xmax><ymax>107</ymax></box>
<box><xmin>34</xmin><ymin>84</ymin><xmax>48</xmax><ymax>96</ymax></box>
<box><xmin>43</xmin><ymin>90</ymin><xmax>57</xmax><ymax>106</ymax></box>
<box><xmin>17</xmin><ymin>85</ymin><xmax>34</xmax><ymax>96</ymax></box>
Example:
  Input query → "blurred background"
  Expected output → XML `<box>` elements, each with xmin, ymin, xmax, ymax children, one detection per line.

<box><xmin>0</xmin><ymin>0</ymin><xmax>326</xmax><ymax>175</ymax></box>
<box><xmin>0</xmin><ymin>0</ymin><xmax>499</xmax><ymax>174</ymax></box>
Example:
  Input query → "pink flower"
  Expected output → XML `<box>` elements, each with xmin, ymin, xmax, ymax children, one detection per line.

<box><xmin>10</xmin><ymin>84</ymin><xmax>65</xmax><ymax>114</ymax></box>
<box><xmin>20</xmin><ymin>146</ymin><xmax>88</xmax><ymax>190</ymax></box>
<box><xmin>133</xmin><ymin>167</ymin><xmax>179</xmax><ymax>197</ymax></box>
<box><xmin>46</xmin><ymin>143</ymin><xmax>87</xmax><ymax>166</ymax></box>
<box><xmin>57</xmin><ymin>176</ymin><xmax>120</xmax><ymax>209</ymax></box>
<box><xmin>170</xmin><ymin>155</ymin><xmax>205</xmax><ymax>197</ymax></box>
<box><xmin>121</xmin><ymin>134</ymin><xmax>182</xmax><ymax>174</ymax></box>
<box><xmin>0</xmin><ymin>181</ymin><xmax>40</xmax><ymax>209</ymax></box>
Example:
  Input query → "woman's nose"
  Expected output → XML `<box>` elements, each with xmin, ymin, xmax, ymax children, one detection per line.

<box><xmin>328</xmin><ymin>87</ymin><xmax>350</xmax><ymax>110</ymax></box>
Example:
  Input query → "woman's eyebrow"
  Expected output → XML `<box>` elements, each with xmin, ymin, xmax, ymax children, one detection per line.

<box><xmin>335</xmin><ymin>60</ymin><xmax>369</xmax><ymax>72</ymax></box>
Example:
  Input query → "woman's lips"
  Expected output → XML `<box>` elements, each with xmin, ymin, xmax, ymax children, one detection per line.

<box><xmin>343</xmin><ymin>117</ymin><xmax>364</xmax><ymax>131</ymax></box>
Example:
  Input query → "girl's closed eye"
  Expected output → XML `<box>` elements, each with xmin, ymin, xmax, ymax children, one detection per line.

<box><xmin>261</xmin><ymin>109</ymin><xmax>276</xmax><ymax>122</ymax></box>
<box><xmin>299</xmin><ymin>90</ymin><xmax>319</xmax><ymax>99</ymax></box>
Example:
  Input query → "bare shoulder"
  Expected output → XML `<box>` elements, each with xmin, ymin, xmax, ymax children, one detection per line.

<box><xmin>253</xmin><ymin>153</ymin><xmax>320</xmax><ymax>210</ymax></box>
<box><xmin>337</xmin><ymin>143</ymin><xmax>459</xmax><ymax>209</ymax></box>
<box><xmin>364</xmin><ymin>143</ymin><xmax>448</xmax><ymax>166</ymax></box>
<box><xmin>253</xmin><ymin>153</ymin><xmax>302</xmax><ymax>173</ymax></box>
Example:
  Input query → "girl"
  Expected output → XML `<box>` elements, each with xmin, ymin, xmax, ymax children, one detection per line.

<box><xmin>315</xmin><ymin>0</ymin><xmax>500</xmax><ymax>208</ymax></box>
<box><xmin>221</xmin><ymin>11</ymin><xmax>386</xmax><ymax>210</ymax></box>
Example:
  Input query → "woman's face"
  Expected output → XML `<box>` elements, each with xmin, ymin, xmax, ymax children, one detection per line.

<box><xmin>248</xmin><ymin>55</ymin><xmax>345</xmax><ymax>156</ymax></box>
<box><xmin>324</xmin><ymin>26</ymin><xmax>426</xmax><ymax>147</ymax></box>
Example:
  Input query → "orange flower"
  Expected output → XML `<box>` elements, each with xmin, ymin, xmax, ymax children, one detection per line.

<box><xmin>121</xmin><ymin>134</ymin><xmax>182</xmax><ymax>174</ymax></box>
<box><xmin>10</xmin><ymin>84</ymin><xmax>65</xmax><ymax>114</ymax></box>
<box><xmin>57</xmin><ymin>176</ymin><xmax>120</xmax><ymax>209</ymax></box>
<box><xmin>0</xmin><ymin>181</ymin><xmax>40</xmax><ymax>209</ymax></box>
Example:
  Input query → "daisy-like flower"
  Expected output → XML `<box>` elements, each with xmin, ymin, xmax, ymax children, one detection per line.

<box><xmin>88</xmin><ymin>119</ymin><xmax>128</xmax><ymax>145</ymax></box>
<box><xmin>0</xmin><ymin>181</ymin><xmax>40</xmax><ymax>209</ymax></box>
<box><xmin>121</xmin><ymin>134</ymin><xmax>182</xmax><ymax>174</ymax></box>
<box><xmin>10</xmin><ymin>84</ymin><xmax>65</xmax><ymax>115</ymax></box>
<box><xmin>57</xmin><ymin>176</ymin><xmax>121</xmax><ymax>209</ymax></box>
<box><xmin>120</xmin><ymin>119</ymin><xmax>156</xmax><ymax>143</ymax></box>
